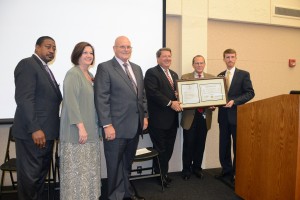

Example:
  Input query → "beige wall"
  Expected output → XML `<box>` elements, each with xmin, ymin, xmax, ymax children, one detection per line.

<box><xmin>209</xmin><ymin>0</ymin><xmax>300</xmax><ymax>27</ymax></box>
<box><xmin>207</xmin><ymin>20</ymin><xmax>300</xmax><ymax>101</ymax></box>
<box><xmin>166</xmin><ymin>0</ymin><xmax>300</xmax><ymax>171</ymax></box>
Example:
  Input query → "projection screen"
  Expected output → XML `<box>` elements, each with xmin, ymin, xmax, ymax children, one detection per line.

<box><xmin>0</xmin><ymin>0</ymin><xmax>164</xmax><ymax>120</ymax></box>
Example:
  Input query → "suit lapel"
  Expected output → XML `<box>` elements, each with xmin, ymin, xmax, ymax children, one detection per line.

<box><xmin>169</xmin><ymin>69</ymin><xmax>178</xmax><ymax>90</ymax></box>
<box><xmin>187</xmin><ymin>73</ymin><xmax>194</xmax><ymax>79</ymax></box>
<box><xmin>131</xmin><ymin>63</ymin><xmax>142</xmax><ymax>94</ymax></box>
<box><xmin>230</xmin><ymin>68</ymin><xmax>239</xmax><ymax>91</ymax></box>
<box><xmin>157</xmin><ymin>66</ymin><xmax>174</xmax><ymax>91</ymax></box>
<box><xmin>112</xmin><ymin>59</ymin><xmax>137</xmax><ymax>95</ymax></box>
<box><xmin>33</xmin><ymin>55</ymin><xmax>62</xmax><ymax>100</ymax></box>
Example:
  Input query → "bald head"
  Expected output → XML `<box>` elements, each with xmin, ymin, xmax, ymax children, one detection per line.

<box><xmin>114</xmin><ymin>36</ymin><xmax>130</xmax><ymax>46</ymax></box>
<box><xmin>113</xmin><ymin>36</ymin><xmax>132</xmax><ymax>62</ymax></box>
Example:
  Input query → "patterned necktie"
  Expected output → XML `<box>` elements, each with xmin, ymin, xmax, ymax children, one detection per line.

<box><xmin>226</xmin><ymin>70</ymin><xmax>231</xmax><ymax>90</ymax></box>
<box><xmin>197</xmin><ymin>73</ymin><xmax>203</xmax><ymax>113</ymax></box>
<box><xmin>164</xmin><ymin>69</ymin><xmax>174</xmax><ymax>91</ymax></box>
<box><xmin>123</xmin><ymin>63</ymin><xmax>137</xmax><ymax>94</ymax></box>
<box><xmin>44</xmin><ymin>65</ymin><xmax>57</xmax><ymax>88</ymax></box>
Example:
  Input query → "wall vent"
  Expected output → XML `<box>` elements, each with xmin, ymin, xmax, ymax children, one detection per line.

<box><xmin>275</xmin><ymin>6</ymin><xmax>300</xmax><ymax>18</ymax></box>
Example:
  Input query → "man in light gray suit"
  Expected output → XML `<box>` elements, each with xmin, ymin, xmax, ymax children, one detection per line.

<box><xmin>94</xmin><ymin>36</ymin><xmax>148</xmax><ymax>200</ymax></box>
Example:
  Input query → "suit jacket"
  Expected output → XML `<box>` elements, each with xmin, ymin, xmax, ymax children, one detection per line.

<box><xmin>144</xmin><ymin>65</ymin><xmax>179</xmax><ymax>129</ymax></box>
<box><xmin>217</xmin><ymin>68</ymin><xmax>255</xmax><ymax>125</ymax></box>
<box><xmin>180</xmin><ymin>72</ymin><xmax>214</xmax><ymax>130</ymax></box>
<box><xmin>94</xmin><ymin>57</ymin><xmax>147</xmax><ymax>138</ymax></box>
<box><xmin>13</xmin><ymin>54</ymin><xmax>62</xmax><ymax>140</ymax></box>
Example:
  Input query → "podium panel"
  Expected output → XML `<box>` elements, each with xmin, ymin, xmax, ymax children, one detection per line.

<box><xmin>235</xmin><ymin>94</ymin><xmax>300</xmax><ymax>200</ymax></box>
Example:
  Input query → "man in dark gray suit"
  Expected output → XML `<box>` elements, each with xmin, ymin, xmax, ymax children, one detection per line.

<box><xmin>13</xmin><ymin>36</ymin><xmax>62</xmax><ymax>200</ymax></box>
<box><xmin>215</xmin><ymin>48</ymin><xmax>255</xmax><ymax>184</ymax></box>
<box><xmin>94</xmin><ymin>36</ymin><xmax>148</xmax><ymax>200</ymax></box>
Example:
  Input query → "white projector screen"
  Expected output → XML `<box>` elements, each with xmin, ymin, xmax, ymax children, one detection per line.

<box><xmin>0</xmin><ymin>0</ymin><xmax>164</xmax><ymax>120</ymax></box>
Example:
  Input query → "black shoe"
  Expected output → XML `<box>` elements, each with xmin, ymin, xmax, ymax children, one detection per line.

<box><xmin>214</xmin><ymin>172</ymin><xmax>227</xmax><ymax>179</ymax></box>
<box><xmin>123</xmin><ymin>195</ymin><xmax>145</xmax><ymax>200</ymax></box>
<box><xmin>157</xmin><ymin>176</ymin><xmax>170</xmax><ymax>188</ymax></box>
<box><xmin>161</xmin><ymin>180</ymin><xmax>171</xmax><ymax>188</ymax></box>
<box><xmin>182</xmin><ymin>174</ymin><xmax>191</xmax><ymax>181</ymax></box>
<box><xmin>164</xmin><ymin>175</ymin><xmax>172</xmax><ymax>183</ymax></box>
<box><xmin>231</xmin><ymin>175</ymin><xmax>235</xmax><ymax>184</ymax></box>
<box><xmin>193</xmin><ymin>169</ymin><xmax>203</xmax><ymax>179</ymax></box>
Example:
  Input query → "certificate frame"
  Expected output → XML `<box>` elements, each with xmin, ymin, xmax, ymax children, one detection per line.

<box><xmin>176</xmin><ymin>77</ymin><xmax>227</xmax><ymax>108</ymax></box>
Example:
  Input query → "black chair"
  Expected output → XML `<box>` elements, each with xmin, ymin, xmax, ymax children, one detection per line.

<box><xmin>129</xmin><ymin>129</ymin><xmax>164</xmax><ymax>191</ymax></box>
<box><xmin>0</xmin><ymin>126</ymin><xmax>17</xmax><ymax>194</ymax></box>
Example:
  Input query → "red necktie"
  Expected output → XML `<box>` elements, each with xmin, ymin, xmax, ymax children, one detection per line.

<box><xmin>197</xmin><ymin>73</ymin><xmax>203</xmax><ymax>113</ymax></box>
<box><xmin>164</xmin><ymin>69</ymin><xmax>174</xmax><ymax>91</ymax></box>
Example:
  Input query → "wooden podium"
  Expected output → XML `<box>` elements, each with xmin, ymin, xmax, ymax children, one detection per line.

<box><xmin>235</xmin><ymin>94</ymin><xmax>300</xmax><ymax>200</ymax></box>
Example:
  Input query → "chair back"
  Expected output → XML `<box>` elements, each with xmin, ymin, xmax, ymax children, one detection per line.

<box><xmin>3</xmin><ymin>126</ymin><xmax>15</xmax><ymax>165</ymax></box>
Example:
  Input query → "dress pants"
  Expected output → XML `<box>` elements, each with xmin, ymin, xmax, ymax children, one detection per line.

<box><xmin>103</xmin><ymin>133</ymin><xmax>139</xmax><ymax>200</ymax></box>
<box><xmin>182</xmin><ymin>110</ymin><xmax>207</xmax><ymax>174</ymax></box>
<box><xmin>148</xmin><ymin>125</ymin><xmax>177</xmax><ymax>176</ymax></box>
<box><xmin>218</xmin><ymin>121</ymin><xmax>237</xmax><ymax>176</ymax></box>
<box><xmin>15</xmin><ymin>138</ymin><xmax>54</xmax><ymax>200</ymax></box>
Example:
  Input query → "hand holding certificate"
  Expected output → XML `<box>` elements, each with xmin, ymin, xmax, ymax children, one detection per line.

<box><xmin>177</xmin><ymin>77</ymin><xmax>227</xmax><ymax>109</ymax></box>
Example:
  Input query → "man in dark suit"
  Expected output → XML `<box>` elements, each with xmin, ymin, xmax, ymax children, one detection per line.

<box><xmin>13</xmin><ymin>36</ymin><xmax>62</xmax><ymax>200</ymax></box>
<box><xmin>144</xmin><ymin>48</ymin><xmax>182</xmax><ymax>188</ymax></box>
<box><xmin>94</xmin><ymin>36</ymin><xmax>148</xmax><ymax>200</ymax></box>
<box><xmin>215</xmin><ymin>48</ymin><xmax>255</xmax><ymax>183</ymax></box>
<box><xmin>180</xmin><ymin>55</ymin><xmax>215</xmax><ymax>180</ymax></box>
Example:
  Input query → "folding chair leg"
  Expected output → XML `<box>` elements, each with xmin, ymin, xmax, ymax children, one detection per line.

<box><xmin>9</xmin><ymin>171</ymin><xmax>16</xmax><ymax>189</ymax></box>
<box><xmin>155</xmin><ymin>156</ymin><xmax>164</xmax><ymax>191</ymax></box>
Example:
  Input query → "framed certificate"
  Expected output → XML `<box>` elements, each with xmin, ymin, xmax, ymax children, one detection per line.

<box><xmin>176</xmin><ymin>77</ymin><xmax>227</xmax><ymax>108</ymax></box>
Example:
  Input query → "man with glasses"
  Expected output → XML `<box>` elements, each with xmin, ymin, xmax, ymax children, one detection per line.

<box><xmin>180</xmin><ymin>55</ymin><xmax>215</xmax><ymax>180</ymax></box>
<box><xmin>94</xmin><ymin>36</ymin><xmax>148</xmax><ymax>200</ymax></box>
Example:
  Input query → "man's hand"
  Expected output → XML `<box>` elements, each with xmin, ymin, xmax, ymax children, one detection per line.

<box><xmin>143</xmin><ymin>118</ymin><xmax>148</xmax><ymax>130</ymax></box>
<box><xmin>32</xmin><ymin>130</ymin><xmax>46</xmax><ymax>148</ymax></box>
<box><xmin>224</xmin><ymin>100</ymin><xmax>234</xmax><ymax>108</ymax></box>
<box><xmin>171</xmin><ymin>100</ymin><xmax>183</xmax><ymax>112</ymax></box>
<box><xmin>209</xmin><ymin>106</ymin><xmax>216</xmax><ymax>111</ymax></box>
<box><xmin>104</xmin><ymin>125</ymin><xmax>116</xmax><ymax>141</ymax></box>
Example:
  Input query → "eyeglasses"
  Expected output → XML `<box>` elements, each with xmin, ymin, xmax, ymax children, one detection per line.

<box><xmin>193</xmin><ymin>62</ymin><xmax>205</xmax><ymax>65</ymax></box>
<box><xmin>115</xmin><ymin>46</ymin><xmax>132</xmax><ymax>50</ymax></box>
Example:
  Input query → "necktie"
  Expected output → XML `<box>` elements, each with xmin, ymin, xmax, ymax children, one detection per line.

<box><xmin>226</xmin><ymin>70</ymin><xmax>231</xmax><ymax>90</ymax></box>
<box><xmin>197</xmin><ymin>73</ymin><xmax>203</xmax><ymax>113</ymax></box>
<box><xmin>123</xmin><ymin>63</ymin><xmax>137</xmax><ymax>94</ymax></box>
<box><xmin>44</xmin><ymin>65</ymin><xmax>57</xmax><ymax>88</ymax></box>
<box><xmin>164</xmin><ymin>69</ymin><xmax>174</xmax><ymax>91</ymax></box>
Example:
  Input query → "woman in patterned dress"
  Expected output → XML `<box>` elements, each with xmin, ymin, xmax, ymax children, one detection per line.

<box><xmin>60</xmin><ymin>42</ymin><xmax>101</xmax><ymax>200</ymax></box>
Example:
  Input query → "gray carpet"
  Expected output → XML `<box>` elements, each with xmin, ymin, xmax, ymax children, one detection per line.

<box><xmin>127</xmin><ymin>168</ymin><xmax>242</xmax><ymax>200</ymax></box>
<box><xmin>0</xmin><ymin>168</ymin><xmax>243</xmax><ymax>200</ymax></box>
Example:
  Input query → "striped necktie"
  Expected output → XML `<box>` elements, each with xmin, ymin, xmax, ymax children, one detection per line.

<box><xmin>197</xmin><ymin>73</ymin><xmax>203</xmax><ymax>113</ymax></box>
<box><xmin>123</xmin><ymin>63</ymin><xmax>137</xmax><ymax>94</ymax></box>
<box><xmin>164</xmin><ymin>69</ymin><xmax>174</xmax><ymax>90</ymax></box>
